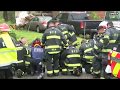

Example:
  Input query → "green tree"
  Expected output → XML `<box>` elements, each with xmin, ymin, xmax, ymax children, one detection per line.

<box><xmin>3</xmin><ymin>11</ymin><xmax>15</xmax><ymax>23</ymax></box>
<box><xmin>89</xmin><ymin>11</ymin><xmax>100</xmax><ymax>20</ymax></box>
<box><xmin>3</xmin><ymin>11</ymin><xmax>8</xmax><ymax>21</ymax></box>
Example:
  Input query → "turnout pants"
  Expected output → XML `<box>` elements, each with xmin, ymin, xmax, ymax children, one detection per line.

<box><xmin>59</xmin><ymin>49</ymin><xmax>68</xmax><ymax>73</ymax></box>
<box><xmin>46</xmin><ymin>52</ymin><xmax>60</xmax><ymax>75</ymax></box>
<box><xmin>101</xmin><ymin>53</ymin><xmax>108</xmax><ymax>78</ymax></box>
<box><xmin>82</xmin><ymin>58</ymin><xmax>93</xmax><ymax>74</ymax></box>
<box><xmin>92</xmin><ymin>57</ymin><xmax>102</xmax><ymax>78</ymax></box>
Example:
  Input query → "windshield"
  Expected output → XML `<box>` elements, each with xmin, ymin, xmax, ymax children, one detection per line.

<box><xmin>38</xmin><ymin>16</ymin><xmax>52</xmax><ymax>22</ymax></box>
<box><xmin>105</xmin><ymin>11</ymin><xmax>120</xmax><ymax>20</ymax></box>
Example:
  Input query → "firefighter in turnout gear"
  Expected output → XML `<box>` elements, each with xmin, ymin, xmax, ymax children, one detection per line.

<box><xmin>55</xmin><ymin>21</ymin><xmax>77</xmax><ymax>46</ymax></box>
<box><xmin>54</xmin><ymin>21</ymin><xmax>78</xmax><ymax>73</ymax></box>
<box><xmin>42</xmin><ymin>22</ymin><xmax>67</xmax><ymax>77</ymax></box>
<box><xmin>14</xmin><ymin>37</ymin><xmax>31</xmax><ymax>78</ymax></box>
<box><xmin>92</xmin><ymin>26</ymin><xmax>106</xmax><ymax>78</ymax></box>
<box><xmin>61</xmin><ymin>45</ymin><xmax>82</xmax><ymax>76</ymax></box>
<box><xmin>79</xmin><ymin>34</ymin><xmax>94</xmax><ymax>74</ymax></box>
<box><xmin>0</xmin><ymin>23</ymin><xmax>18</xmax><ymax>79</ymax></box>
<box><xmin>98</xmin><ymin>21</ymin><xmax>119</xmax><ymax>79</ymax></box>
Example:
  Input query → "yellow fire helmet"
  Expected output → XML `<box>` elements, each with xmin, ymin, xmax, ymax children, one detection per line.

<box><xmin>0</xmin><ymin>23</ymin><xmax>11</xmax><ymax>32</ymax></box>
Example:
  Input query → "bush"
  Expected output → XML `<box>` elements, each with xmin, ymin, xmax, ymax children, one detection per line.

<box><xmin>89</xmin><ymin>12</ymin><xmax>101</xmax><ymax>20</ymax></box>
<box><xmin>9</xmin><ymin>29</ymin><xmax>17</xmax><ymax>40</ymax></box>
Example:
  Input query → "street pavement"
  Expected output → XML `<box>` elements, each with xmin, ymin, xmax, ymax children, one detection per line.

<box><xmin>13</xmin><ymin>68</ymin><xmax>94</xmax><ymax>79</ymax></box>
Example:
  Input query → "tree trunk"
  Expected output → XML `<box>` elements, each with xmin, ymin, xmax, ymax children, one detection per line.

<box><xmin>3</xmin><ymin>11</ymin><xmax>8</xmax><ymax>21</ymax></box>
<box><xmin>7</xmin><ymin>11</ymin><xmax>15</xmax><ymax>23</ymax></box>
<box><xmin>3</xmin><ymin>11</ymin><xmax>15</xmax><ymax>23</ymax></box>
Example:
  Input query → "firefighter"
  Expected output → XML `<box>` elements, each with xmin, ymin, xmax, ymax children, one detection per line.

<box><xmin>61</xmin><ymin>45</ymin><xmax>82</xmax><ymax>76</ymax></box>
<box><xmin>42</xmin><ymin>22</ymin><xmax>67</xmax><ymax>77</ymax></box>
<box><xmin>79</xmin><ymin>34</ymin><xmax>94</xmax><ymax>74</ymax></box>
<box><xmin>99</xmin><ymin>21</ymin><xmax>119</xmax><ymax>79</ymax></box>
<box><xmin>55</xmin><ymin>21</ymin><xmax>77</xmax><ymax>46</ymax></box>
<box><xmin>92</xmin><ymin>26</ymin><xmax>106</xmax><ymax>78</ymax></box>
<box><xmin>54</xmin><ymin>21</ymin><xmax>78</xmax><ymax>73</ymax></box>
<box><xmin>0</xmin><ymin>23</ymin><xmax>18</xmax><ymax>79</ymax></box>
<box><xmin>14</xmin><ymin>37</ymin><xmax>31</xmax><ymax>78</ymax></box>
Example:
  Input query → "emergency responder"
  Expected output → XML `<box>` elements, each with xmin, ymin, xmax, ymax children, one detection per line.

<box><xmin>14</xmin><ymin>37</ymin><xmax>31</xmax><ymax>78</ymax></box>
<box><xmin>42</xmin><ymin>22</ymin><xmax>68</xmax><ymax>77</ymax></box>
<box><xmin>54</xmin><ymin>21</ymin><xmax>78</xmax><ymax>74</ymax></box>
<box><xmin>98</xmin><ymin>21</ymin><xmax>119</xmax><ymax>79</ymax></box>
<box><xmin>55</xmin><ymin>21</ymin><xmax>77</xmax><ymax>46</ymax></box>
<box><xmin>0</xmin><ymin>23</ymin><xmax>18</xmax><ymax>79</ymax></box>
<box><xmin>79</xmin><ymin>34</ymin><xmax>94</xmax><ymax>74</ymax></box>
<box><xmin>92</xmin><ymin>26</ymin><xmax>106</xmax><ymax>78</ymax></box>
<box><xmin>61</xmin><ymin>45</ymin><xmax>82</xmax><ymax>76</ymax></box>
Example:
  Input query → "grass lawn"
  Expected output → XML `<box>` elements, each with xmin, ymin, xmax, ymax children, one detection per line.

<box><xmin>13</xmin><ymin>29</ymin><xmax>43</xmax><ymax>44</ymax></box>
<box><xmin>12</xmin><ymin>29</ymin><xmax>83</xmax><ymax>48</ymax></box>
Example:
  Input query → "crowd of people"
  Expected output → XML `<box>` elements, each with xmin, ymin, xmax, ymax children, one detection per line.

<box><xmin>0</xmin><ymin>20</ymin><xmax>120</xmax><ymax>79</ymax></box>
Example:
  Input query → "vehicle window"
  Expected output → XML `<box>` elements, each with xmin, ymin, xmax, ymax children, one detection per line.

<box><xmin>105</xmin><ymin>11</ymin><xmax>120</xmax><ymax>20</ymax></box>
<box><xmin>56</xmin><ymin>13</ymin><xmax>62</xmax><ymax>19</ymax></box>
<box><xmin>32</xmin><ymin>17</ymin><xmax>39</xmax><ymax>21</ymax></box>
<box><xmin>68</xmin><ymin>13</ymin><xmax>88</xmax><ymax>20</ymax></box>
<box><xmin>55</xmin><ymin>13</ymin><xmax>68</xmax><ymax>21</ymax></box>
<box><xmin>43</xmin><ymin>17</ymin><xmax>52</xmax><ymax>22</ymax></box>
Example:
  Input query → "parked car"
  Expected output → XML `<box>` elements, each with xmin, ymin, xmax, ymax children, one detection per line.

<box><xmin>39</xmin><ymin>16</ymin><xmax>52</xmax><ymax>28</ymax></box>
<box><xmin>26</xmin><ymin>16</ymin><xmax>52</xmax><ymax>33</ymax></box>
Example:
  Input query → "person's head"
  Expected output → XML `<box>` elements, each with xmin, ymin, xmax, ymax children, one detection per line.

<box><xmin>0</xmin><ymin>23</ymin><xmax>10</xmax><ymax>32</ymax></box>
<box><xmin>97</xmin><ymin>26</ymin><xmax>105</xmax><ymax>34</ymax></box>
<box><xmin>32</xmin><ymin>38</ymin><xmax>41</xmax><ymax>47</ymax></box>
<box><xmin>20</xmin><ymin>37</ymin><xmax>28</xmax><ymax>45</ymax></box>
<box><xmin>107</xmin><ymin>21</ymin><xmax>114</xmax><ymax>28</ymax></box>
<box><xmin>55</xmin><ymin>21</ymin><xmax>61</xmax><ymax>27</ymax></box>
<box><xmin>48</xmin><ymin>22</ymin><xmax>55</xmax><ymax>28</ymax></box>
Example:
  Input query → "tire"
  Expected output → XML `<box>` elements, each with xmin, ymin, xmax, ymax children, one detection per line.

<box><xmin>36</xmin><ymin>26</ymin><xmax>40</xmax><ymax>33</ymax></box>
<box><xmin>15</xmin><ymin>69</ymin><xmax>24</xmax><ymax>78</ymax></box>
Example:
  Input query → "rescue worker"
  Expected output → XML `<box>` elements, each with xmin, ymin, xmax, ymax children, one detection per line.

<box><xmin>55</xmin><ymin>21</ymin><xmax>77</xmax><ymax>46</ymax></box>
<box><xmin>92</xmin><ymin>26</ymin><xmax>106</xmax><ymax>78</ymax></box>
<box><xmin>14</xmin><ymin>37</ymin><xmax>31</xmax><ymax>78</ymax></box>
<box><xmin>79</xmin><ymin>34</ymin><xmax>94</xmax><ymax>74</ymax></box>
<box><xmin>42</xmin><ymin>22</ymin><xmax>68</xmax><ymax>77</ymax></box>
<box><xmin>99</xmin><ymin>21</ymin><xmax>119</xmax><ymax>79</ymax></box>
<box><xmin>54</xmin><ymin>21</ymin><xmax>78</xmax><ymax>73</ymax></box>
<box><xmin>0</xmin><ymin>23</ymin><xmax>18</xmax><ymax>79</ymax></box>
<box><xmin>61</xmin><ymin>45</ymin><xmax>82</xmax><ymax>76</ymax></box>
